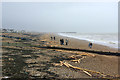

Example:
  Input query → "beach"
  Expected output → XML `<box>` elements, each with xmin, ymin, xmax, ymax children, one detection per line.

<box><xmin>53</xmin><ymin>33</ymin><xmax>118</xmax><ymax>52</ymax></box>
<box><xmin>1</xmin><ymin>32</ymin><xmax>120</xmax><ymax>79</ymax></box>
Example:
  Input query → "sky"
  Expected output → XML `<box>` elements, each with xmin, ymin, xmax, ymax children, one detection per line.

<box><xmin>1</xmin><ymin>0</ymin><xmax>119</xmax><ymax>2</ymax></box>
<box><xmin>2</xmin><ymin>2</ymin><xmax>118</xmax><ymax>33</ymax></box>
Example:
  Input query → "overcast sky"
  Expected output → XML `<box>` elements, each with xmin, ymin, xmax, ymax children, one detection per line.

<box><xmin>2</xmin><ymin>2</ymin><xmax>118</xmax><ymax>33</ymax></box>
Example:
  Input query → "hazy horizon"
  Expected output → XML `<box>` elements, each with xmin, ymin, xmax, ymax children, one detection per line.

<box><xmin>2</xmin><ymin>2</ymin><xmax>118</xmax><ymax>33</ymax></box>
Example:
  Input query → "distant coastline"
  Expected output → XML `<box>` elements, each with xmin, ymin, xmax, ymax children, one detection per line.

<box><xmin>59</xmin><ymin>32</ymin><xmax>77</xmax><ymax>33</ymax></box>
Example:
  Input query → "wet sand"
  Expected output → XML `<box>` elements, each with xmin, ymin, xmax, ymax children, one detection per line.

<box><xmin>50</xmin><ymin>33</ymin><xmax>118</xmax><ymax>52</ymax></box>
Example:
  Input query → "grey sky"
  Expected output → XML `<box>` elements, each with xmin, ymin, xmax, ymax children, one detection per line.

<box><xmin>2</xmin><ymin>2</ymin><xmax>118</xmax><ymax>33</ymax></box>
<box><xmin>2</xmin><ymin>0</ymin><xmax>118</xmax><ymax>2</ymax></box>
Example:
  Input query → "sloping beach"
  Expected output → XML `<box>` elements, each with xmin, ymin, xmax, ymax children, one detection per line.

<box><xmin>1</xmin><ymin>32</ymin><xmax>120</xmax><ymax>79</ymax></box>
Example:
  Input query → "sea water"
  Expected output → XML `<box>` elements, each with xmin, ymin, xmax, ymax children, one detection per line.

<box><xmin>58</xmin><ymin>33</ymin><xmax>118</xmax><ymax>49</ymax></box>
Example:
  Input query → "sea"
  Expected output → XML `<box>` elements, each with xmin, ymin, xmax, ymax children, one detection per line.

<box><xmin>58</xmin><ymin>33</ymin><xmax>118</xmax><ymax>49</ymax></box>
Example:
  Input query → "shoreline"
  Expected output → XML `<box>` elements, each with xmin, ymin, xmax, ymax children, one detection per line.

<box><xmin>52</xmin><ymin>33</ymin><xmax>118</xmax><ymax>53</ymax></box>
<box><xmin>58</xmin><ymin>33</ymin><xmax>118</xmax><ymax>50</ymax></box>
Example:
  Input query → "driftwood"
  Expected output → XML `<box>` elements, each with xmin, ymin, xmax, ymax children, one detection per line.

<box><xmin>71</xmin><ymin>59</ymin><xmax>81</xmax><ymax>63</ymax></box>
<box><xmin>83</xmin><ymin>70</ymin><xmax>92</xmax><ymax>77</ymax></box>
<box><xmin>69</xmin><ymin>55</ymin><xmax>82</xmax><ymax>59</ymax></box>
<box><xmin>69</xmin><ymin>55</ymin><xmax>86</xmax><ymax>63</ymax></box>
<box><xmin>69</xmin><ymin>53</ymin><xmax>95</xmax><ymax>59</ymax></box>
<box><xmin>59</xmin><ymin>61</ymin><xmax>117</xmax><ymax>78</ymax></box>
<box><xmin>60</xmin><ymin>61</ymin><xmax>93</xmax><ymax>77</ymax></box>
